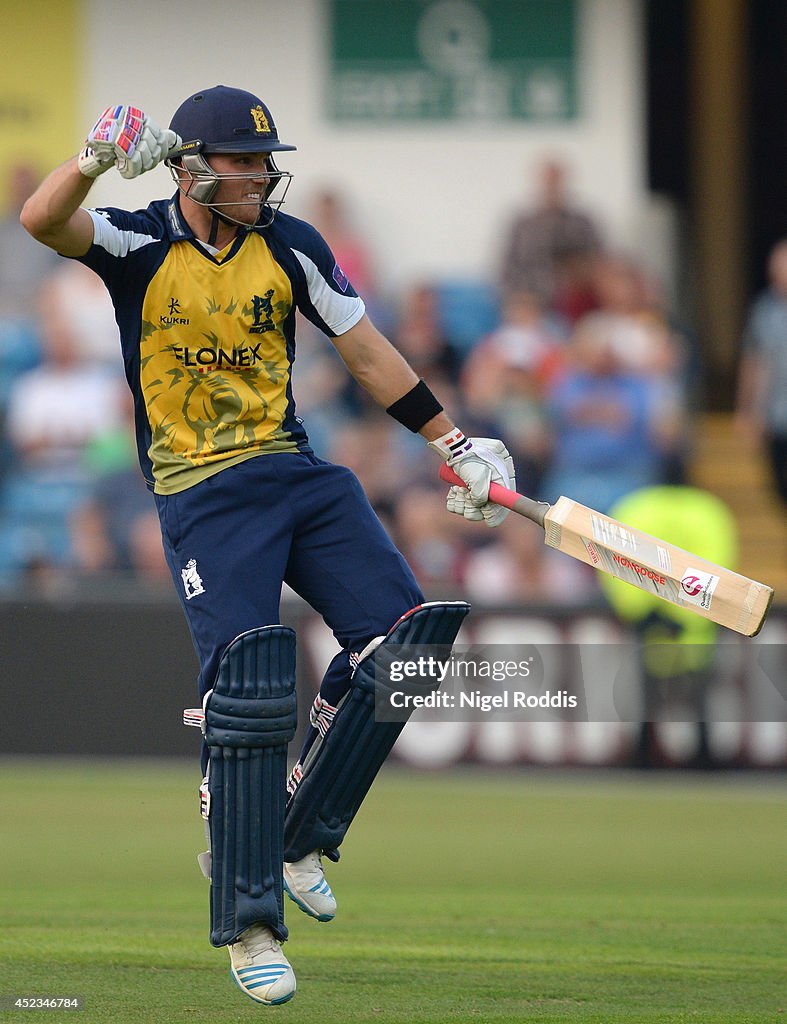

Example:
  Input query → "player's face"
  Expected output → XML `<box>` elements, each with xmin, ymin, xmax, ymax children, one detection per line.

<box><xmin>207</xmin><ymin>153</ymin><xmax>271</xmax><ymax>224</ymax></box>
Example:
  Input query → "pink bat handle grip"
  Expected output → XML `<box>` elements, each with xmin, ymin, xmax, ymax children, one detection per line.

<box><xmin>438</xmin><ymin>463</ymin><xmax>549</xmax><ymax>528</ymax></box>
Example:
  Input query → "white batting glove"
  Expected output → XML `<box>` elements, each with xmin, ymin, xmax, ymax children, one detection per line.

<box><xmin>118</xmin><ymin>117</ymin><xmax>181</xmax><ymax>179</ymax></box>
<box><xmin>428</xmin><ymin>430</ymin><xmax>516</xmax><ymax>528</ymax></box>
<box><xmin>78</xmin><ymin>105</ymin><xmax>180</xmax><ymax>179</ymax></box>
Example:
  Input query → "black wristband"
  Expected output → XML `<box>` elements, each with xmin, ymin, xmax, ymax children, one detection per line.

<box><xmin>385</xmin><ymin>379</ymin><xmax>444</xmax><ymax>433</ymax></box>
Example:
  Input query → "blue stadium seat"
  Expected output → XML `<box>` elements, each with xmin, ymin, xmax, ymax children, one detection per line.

<box><xmin>0</xmin><ymin>473</ymin><xmax>89</xmax><ymax>578</ymax></box>
<box><xmin>433</xmin><ymin>280</ymin><xmax>501</xmax><ymax>356</ymax></box>
<box><xmin>0</xmin><ymin>319</ymin><xmax>42</xmax><ymax>407</ymax></box>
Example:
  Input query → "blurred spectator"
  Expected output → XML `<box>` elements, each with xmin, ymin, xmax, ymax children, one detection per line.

<box><xmin>392</xmin><ymin>282</ymin><xmax>462</xmax><ymax>386</ymax></box>
<box><xmin>0</xmin><ymin>318</ymin><xmax>41</xmax><ymax>487</ymax></box>
<box><xmin>392</xmin><ymin>485</ymin><xmax>466</xmax><ymax>590</ymax></box>
<box><xmin>570</xmin><ymin>253</ymin><xmax>689</xmax><ymax>483</ymax></box>
<box><xmin>499</xmin><ymin>157</ymin><xmax>604</xmax><ymax>323</ymax></box>
<box><xmin>599</xmin><ymin>485</ymin><xmax>738</xmax><ymax>768</ymax></box>
<box><xmin>43</xmin><ymin>260</ymin><xmax>122</xmax><ymax>365</ymax></box>
<box><xmin>431</xmin><ymin>280</ymin><xmax>501</xmax><ymax>359</ymax></box>
<box><xmin>539</xmin><ymin>329</ymin><xmax>682</xmax><ymax>514</ymax></box>
<box><xmin>632</xmin><ymin>255</ymin><xmax>704</xmax><ymax>425</ymax></box>
<box><xmin>0</xmin><ymin>272</ymin><xmax>126</xmax><ymax>580</ymax></box>
<box><xmin>736</xmin><ymin>238</ymin><xmax>787</xmax><ymax>503</ymax></box>
<box><xmin>70</xmin><ymin>394</ymin><xmax>168</xmax><ymax>583</ymax></box>
<box><xmin>327</xmin><ymin>414</ymin><xmax>406</xmax><ymax>526</ymax></box>
<box><xmin>0</xmin><ymin>163</ymin><xmax>59</xmax><ymax>321</ymax></box>
<box><xmin>461</xmin><ymin>514</ymin><xmax>598</xmax><ymax>605</ymax></box>
<box><xmin>5</xmin><ymin>274</ymin><xmax>125</xmax><ymax>471</ymax></box>
<box><xmin>310</xmin><ymin>188</ymin><xmax>378</xmax><ymax>308</ymax></box>
<box><xmin>0</xmin><ymin>320</ymin><xmax>40</xmax><ymax>412</ymax></box>
<box><xmin>573</xmin><ymin>254</ymin><xmax>682</xmax><ymax>376</ymax></box>
<box><xmin>0</xmin><ymin>164</ymin><xmax>54</xmax><ymax>482</ymax></box>
<box><xmin>461</xmin><ymin>288</ymin><xmax>568</xmax><ymax>491</ymax></box>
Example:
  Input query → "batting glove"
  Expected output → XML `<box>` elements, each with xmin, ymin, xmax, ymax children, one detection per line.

<box><xmin>428</xmin><ymin>430</ymin><xmax>516</xmax><ymax>528</ymax></box>
<box><xmin>78</xmin><ymin>105</ymin><xmax>180</xmax><ymax>179</ymax></box>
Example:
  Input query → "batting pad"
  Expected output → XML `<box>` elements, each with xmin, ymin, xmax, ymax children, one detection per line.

<box><xmin>283</xmin><ymin>601</ymin><xmax>469</xmax><ymax>863</ymax></box>
<box><xmin>205</xmin><ymin>626</ymin><xmax>297</xmax><ymax>947</ymax></box>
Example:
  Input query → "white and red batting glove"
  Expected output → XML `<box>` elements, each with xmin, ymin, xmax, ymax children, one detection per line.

<box><xmin>78</xmin><ymin>105</ymin><xmax>180</xmax><ymax>179</ymax></box>
<box><xmin>428</xmin><ymin>429</ymin><xmax>515</xmax><ymax>528</ymax></box>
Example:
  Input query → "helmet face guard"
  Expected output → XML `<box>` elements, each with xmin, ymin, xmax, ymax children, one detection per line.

<box><xmin>168</xmin><ymin>148</ymin><xmax>293</xmax><ymax>227</ymax></box>
<box><xmin>165</xmin><ymin>86</ymin><xmax>296</xmax><ymax>227</ymax></box>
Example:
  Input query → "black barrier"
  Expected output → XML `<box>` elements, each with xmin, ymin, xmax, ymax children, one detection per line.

<box><xmin>1</xmin><ymin>594</ymin><xmax>201</xmax><ymax>757</ymax></box>
<box><xmin>1</xmin><ymin>589</ymin><xmax>785</xmax><ymax>767</ymax></box>
<box><xmin>0</xmin><ymin>589</ymin><xmax>325</xmax><ymax>758</ymax></box>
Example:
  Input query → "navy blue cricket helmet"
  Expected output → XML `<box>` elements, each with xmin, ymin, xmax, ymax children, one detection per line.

<box><xmin>169</xmin><ymin>85</ymin><xmax>296</xmax><ymax>155</ymax></box>
<box><xmin>166</xmin><ymin>85</ymin><xmax>296</xmax><ymax>222</ymax></box>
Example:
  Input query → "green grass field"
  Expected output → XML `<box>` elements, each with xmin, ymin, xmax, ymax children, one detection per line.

<box><xmin>1</xmin><ymin>760</ymin><xmax>784</xmax><ymax>1023</ymax></box>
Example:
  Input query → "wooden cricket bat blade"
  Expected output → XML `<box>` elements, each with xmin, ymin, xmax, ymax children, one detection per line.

<box><xmin>438</xmin><ymin>464</ymin><xmax>774</xmax><ymax>636</ymax></box>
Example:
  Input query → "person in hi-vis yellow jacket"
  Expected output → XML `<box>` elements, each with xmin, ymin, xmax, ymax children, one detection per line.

<box><xmin>600</xmin><ymin>485</ymin><xmax>739</xmax><ymax>767</ymax></box>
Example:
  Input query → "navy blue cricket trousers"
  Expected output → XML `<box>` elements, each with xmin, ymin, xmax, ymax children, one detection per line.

<box><xmin>155</xmin><ymin>452</ymin><xmax>424</xmax><ymax>708</ymax></box>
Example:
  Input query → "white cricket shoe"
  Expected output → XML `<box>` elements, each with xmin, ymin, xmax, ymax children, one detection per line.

<box><xmin>283</xmin><ymin>850</ymin><xmax>337</xmax><ymax>922</ymax></box>
<box><xmin>228</xmin><ymin>924</ymin><xmax>296</xmax><ymax>1005</ymax></box>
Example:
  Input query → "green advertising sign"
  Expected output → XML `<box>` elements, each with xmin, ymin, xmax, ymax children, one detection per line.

<box><xmin>329</xmin><ymin>0</ymin><xmax>577</xmax><ymax>122</ymax></box>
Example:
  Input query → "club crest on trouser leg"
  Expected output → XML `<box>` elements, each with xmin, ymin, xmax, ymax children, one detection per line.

<box><xmin>181</xmin><ymin>558</ymin><xmax>205</xmax><ymax>600</ymax></box>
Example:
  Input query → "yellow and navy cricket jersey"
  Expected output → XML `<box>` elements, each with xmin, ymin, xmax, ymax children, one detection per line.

<box><xmin>77</xmin><ymin>196</ymin><xmax>365</xmax><ymax>494</ymax></box>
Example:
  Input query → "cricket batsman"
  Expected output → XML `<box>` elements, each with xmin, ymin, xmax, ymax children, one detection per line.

<box><xmin>21</xmin><ymin>86</ymin><xmax>514</xmax><ymax>1005</ymax></box>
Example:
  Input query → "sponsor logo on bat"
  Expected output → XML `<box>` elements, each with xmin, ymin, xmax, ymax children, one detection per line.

<box><xmin>679</xmin><ymin>568</ymin><xmax>719</xmax><ymax>609</ymax></box>
<box><xmin>680</xmin><ymin>575</ymin><xmax>703</xmax><ymax>596</ymax></box>
<box><xmin>612</xmin><ymin>553</ymin><xmax>666</xmax><ymax>585</ymax></box>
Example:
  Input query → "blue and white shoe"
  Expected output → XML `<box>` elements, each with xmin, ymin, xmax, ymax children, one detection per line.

<box><xmin>228</xmin><ymin>924</ymin><xmax>296</xmax><ymax>1005</ymax></box>
<box><xmin>283</xmin><ymin>850</ymin><xmax>337</xmax><ymax>922</ymax></box>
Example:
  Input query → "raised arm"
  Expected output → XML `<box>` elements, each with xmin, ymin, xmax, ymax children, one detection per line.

<box><xmin>20</xmin><ymin>158</ymin><xmax>96</xmax><ymax>257</ymax></box>
<box><xmin>21</xmin><ymin>105</ymin><xmax>180</xmax><ymax>257</ymax></box>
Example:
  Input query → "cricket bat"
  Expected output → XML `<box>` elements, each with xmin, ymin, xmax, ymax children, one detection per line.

<box><xmin>439</xmin><ymin>464</ymin><xmax>774</xmax><ymax>637</ymax></box>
